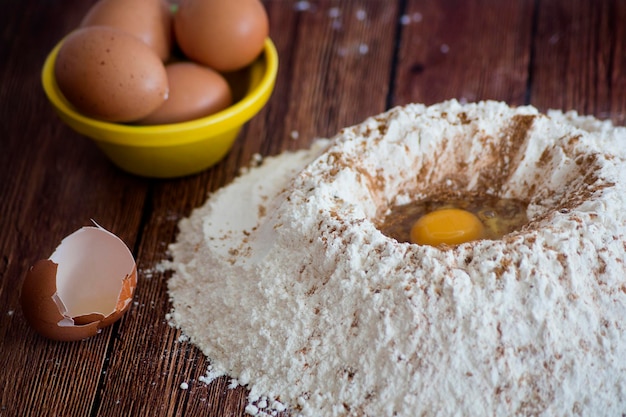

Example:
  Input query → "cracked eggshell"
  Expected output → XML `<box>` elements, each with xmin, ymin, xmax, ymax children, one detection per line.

<box><xmin>20</xmin><ymin>225</ymin><xmax>137</xmax><ymax>341</ymax></box>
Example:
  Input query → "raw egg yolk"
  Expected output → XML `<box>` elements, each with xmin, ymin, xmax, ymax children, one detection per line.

<box><xmin>410</xmin><ymin>208</ymin><xmax>484</xmax><ymax>246</ymax></box>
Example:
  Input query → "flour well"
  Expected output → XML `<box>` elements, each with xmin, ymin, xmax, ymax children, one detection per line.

<box><xmin>165</xmin><ymin>100</ymin><xmax>626</xmax><ymax>416</ymax></box>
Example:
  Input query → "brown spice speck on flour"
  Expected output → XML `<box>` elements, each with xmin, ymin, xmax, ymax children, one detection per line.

<box><xmin>165</xmin><ymin>100</ymin><xmax>626</xmax><ymax>417</ymax></box>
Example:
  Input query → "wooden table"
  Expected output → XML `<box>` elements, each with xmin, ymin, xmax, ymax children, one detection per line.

<box><xmin>1</xmin><ymin>1</ymin><xmax>624</xmax><ymax>416</ymax></box>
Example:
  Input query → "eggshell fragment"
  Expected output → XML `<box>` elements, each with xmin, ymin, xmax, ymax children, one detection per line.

<box><xmin>20</xmin><ymin>225</ymin><xmax>137</xmax><ymax>341</ymax></box>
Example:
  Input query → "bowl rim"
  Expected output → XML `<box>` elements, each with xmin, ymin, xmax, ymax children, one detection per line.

<box><xmin>41</xmin><ymin>36</ymin><xmax>278</xmax><ymax>145</ymax></box>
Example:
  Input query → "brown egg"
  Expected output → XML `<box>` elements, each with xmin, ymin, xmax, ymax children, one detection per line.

<box><xmin>173</xmin><ymin>0</ymin><xmax>269</xmax><ymax>72</ymax></box>
<box><xmin>55</xmin><ymin>26</ymin><xmax>169</xmax><ymax>122</ymax></box>
<box><xmin>20</xmin><ymin>225</ymin><xmax>137</xmax><ymax>342</ymax></box>
<box><xmin>81</xmin><ymin>0</ymin><xmax>173</xmax><ymax>61</ymax></box>
<box><xmin>139</xmin><ymin>62</ymin><xmax>232</xmax><ymax>125</ymax></box>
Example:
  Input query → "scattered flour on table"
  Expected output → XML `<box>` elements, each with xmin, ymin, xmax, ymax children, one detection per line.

<box><xmin>163</xmin><ymin>100</ymin><xmax>626</xmax><ymax>416</ymax></box>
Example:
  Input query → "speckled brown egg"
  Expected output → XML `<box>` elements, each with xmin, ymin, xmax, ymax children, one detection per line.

<box><xmin>54</xmin><ymin>26</ymin><xmax>169</xmax><ymax>122</ymax></box>
<box><xmin>173</xmin><ymin>0</ymin><xmax>268</xmax><ymax>72</ymax></box>
<box><xmin>139</xmin><ymin>62</ymin><xmax>232</xmax><ymax>125</ymax></box>
<box><xmin>81</xmin><ymin>0</ymin><xmax>173</xmax><ymax>61</ymax></box>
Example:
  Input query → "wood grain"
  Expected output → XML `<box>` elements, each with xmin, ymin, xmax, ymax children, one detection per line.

<box><xmin>393</xmin><ymin>0</ymin><xmax>534</xmax><ymax>106</ymax></box>
<box><xmin>0</xmin><ymin>1</ymin><xmax>623</xmax><ymax>416</ymax></box>
<box><xmin>530</xmin><ymin>0</ymin><xmax>626</xmax><ymax>124</ymax></box>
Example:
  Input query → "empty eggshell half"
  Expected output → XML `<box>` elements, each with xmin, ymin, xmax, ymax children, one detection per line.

<box><xmin>21</xmin><ymin>224</ymin><xmax>137</xmax><ymax>341</ymax></box>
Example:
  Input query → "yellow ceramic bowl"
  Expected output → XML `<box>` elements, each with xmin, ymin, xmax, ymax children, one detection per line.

<box><xmin>42</xmin><ymin>38</ymin><xmax>278</xmax><ymax>178</ymax></box>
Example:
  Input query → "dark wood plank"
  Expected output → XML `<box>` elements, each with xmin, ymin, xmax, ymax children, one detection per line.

<box><xmin>394</xmin><ymin>0</ymin><xmax>534</xmax><ymax>106</ymax></box>
<box><xmin>251</xmin><ymin>0</ymin><xmax>401</xmax><ymax>154</ymax></box>
<box><xmin>530</xmin><ymin>0</ymin><xmax>626</xmax><ymax>124</ymax></box>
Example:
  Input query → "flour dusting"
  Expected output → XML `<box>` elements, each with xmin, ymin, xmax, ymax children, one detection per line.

<box><xmin>165</xmin><ymin>101</ymin><xmax>626</xmax><ymax>416</ymax></box>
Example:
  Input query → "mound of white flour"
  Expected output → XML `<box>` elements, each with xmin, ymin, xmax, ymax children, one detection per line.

<box><xmin>165</xmin><ymin>100</ymin><xmax>626</xmax><ymax>416</ymax></box>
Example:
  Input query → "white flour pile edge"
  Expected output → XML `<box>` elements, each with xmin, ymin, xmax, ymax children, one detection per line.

<box><xmin>164</xmin><ymin>100</ymin><xmax>626</xmax><ymax>416</ymax></box>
